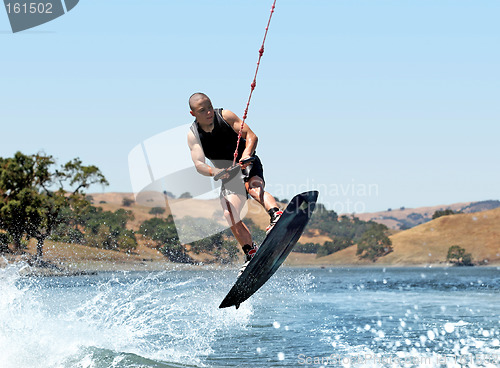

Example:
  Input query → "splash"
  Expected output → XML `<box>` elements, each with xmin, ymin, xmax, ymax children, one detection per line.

<box><xmin>0</xmin><ymin>263</ymin><xmax>80</xmax><ymax>368</ymax></box>
<box><xmin>0</xmin><ymin>265</ymin><xmax>252</xmax><ymax>368</ymax></box>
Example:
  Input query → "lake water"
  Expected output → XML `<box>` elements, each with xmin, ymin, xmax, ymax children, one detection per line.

<box><xmin>1</xmin><ymin>264</ymin><xmax>499</xmax><ymax>368</ymax></box>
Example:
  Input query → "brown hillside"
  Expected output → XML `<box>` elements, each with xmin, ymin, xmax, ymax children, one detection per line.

<box><xmin>356</xmin><ymin>202</ymin><xmax>472</xmax><ymax>230</ymax></box>
<box><xmin>383</xmin><ymin>207</ymin><xmax>500</xmax><ymax>265</ymax></box>
<box><xmin>308</xmin><ymin>207</ymin><xmax>500</xmax><ymax>266</ymax></box>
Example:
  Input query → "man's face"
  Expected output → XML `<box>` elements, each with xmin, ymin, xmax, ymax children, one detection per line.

<box><xmin>190</xmin><ymin>97</ymin><xmax>214</xmax><ymax>126</ymax></box>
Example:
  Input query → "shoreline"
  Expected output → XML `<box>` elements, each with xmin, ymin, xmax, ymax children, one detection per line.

<box><xmin>2</xmin><ymin>254</ymin><xmax>498</xmax><ymax>277</ymax></box>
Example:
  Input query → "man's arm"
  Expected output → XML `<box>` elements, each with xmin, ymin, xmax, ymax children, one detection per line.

<box><xmin>188</xmin><ymin>130</ymin><xmax>215</xmax><ymax>177</ymax></box>
<box><xmin>222</xmin><ymin>109</ymin><xmax>258</xmax><ymax>162</ymax></box>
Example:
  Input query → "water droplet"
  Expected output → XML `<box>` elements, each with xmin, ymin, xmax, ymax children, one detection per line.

<box><xmin>273</xmin><ymin>321</ymin><xmax>281</xmax><ymax>329</ymax></box>
<box><xmin>277</xmin><ymin>352</ymin><xmax>285</xmax><ymax>361</ymax></box>
<box><xmin>444</xmin><ymin>323</ymin><xmax>455</xmax><ymax>333</ymax></box>
<box><xmin>427</xmin><ymin>330</ymin><xmax>436</xmax><ymax>340</ymax></box>
<box><xmin>364</xmin><ymin>324</ymin><xmax>371</xmax><ymax>331</ymax></box>
<box><xmin>256</xmin><ymin>347</ymin><xmax>262</xmax><ymax>354</ymax></box>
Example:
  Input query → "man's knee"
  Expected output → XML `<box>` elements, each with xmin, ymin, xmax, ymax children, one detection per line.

<box><xmin>247</xmin><ymin>186</ymin><xmax>263</xmax><ymax>199</ymax></box>
<box><xmin>246</xmin><ymin>176</ymin><xmax>264</xmax><ymax>194</ymax></box>
<box><xmin>223</xmin><ymin>209</ymin><xmax>240</xmax><ymax>226</ymax></box>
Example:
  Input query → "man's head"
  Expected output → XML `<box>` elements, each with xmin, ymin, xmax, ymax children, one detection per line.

<box><xmin>189</xmin><ymin>93</ymin><xmax>214</xmax><ymax>126</ymax></box>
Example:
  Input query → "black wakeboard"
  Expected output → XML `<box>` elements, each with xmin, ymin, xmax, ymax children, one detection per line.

<box><xmin>219</xmin><ymin>190</ymin><xmax>319</xmax><ymax>309</ymax></box>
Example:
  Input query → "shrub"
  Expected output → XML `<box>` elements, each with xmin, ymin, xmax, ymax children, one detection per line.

<box><xmin>447</xmin><ymin>245</ymin><xmax>473</xmax><ymax>266</ymax></box>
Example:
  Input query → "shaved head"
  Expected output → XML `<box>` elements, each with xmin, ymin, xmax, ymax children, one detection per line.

<box><xmin>189</xmin><ymin>92</ymin><xmax>210</xmax><ymax>111</ymax></box>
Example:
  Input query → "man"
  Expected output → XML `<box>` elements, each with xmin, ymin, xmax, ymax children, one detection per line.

<box><xmin>187</xmin><ymin>92</ymin><xmax>282</xmax><ymax>275</ymax></box>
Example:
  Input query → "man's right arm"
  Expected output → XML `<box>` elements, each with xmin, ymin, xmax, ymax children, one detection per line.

<box><xmin>188</xmin><ymin>130</ymin><xmax>217</xmax><ymax>177</ymax></box>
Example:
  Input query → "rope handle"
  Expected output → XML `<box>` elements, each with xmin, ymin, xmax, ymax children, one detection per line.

<box><xmin>214</xmin><ymin>157</ymin><xmax>256</xmax><ymax>182</ymax></box>
<box><xmin>232</xmin><ymin>0</ymin><xmax>277</xmax><ymax>166</ymax></box>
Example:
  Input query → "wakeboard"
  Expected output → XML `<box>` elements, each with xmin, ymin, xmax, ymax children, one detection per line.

<box><xmin>219</xmin><ymin>190</ymin><xmax>319</xmax><ymax>309</ymax></box>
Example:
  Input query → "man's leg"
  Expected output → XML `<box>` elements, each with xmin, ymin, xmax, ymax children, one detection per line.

<box><xmin>220</xmin><ymin>192</ymin><xmax>252</xmax><ymax>247</ymax></box>
<box><xmin>246</xmin><ymin>176</ymin><xmax>283</xmax><ymax>233</ymax></box>
<box><xmin>220</xmin><ymin>192</ymin><xmax>259</xmax><ymax>276</ymax></box>
<box><xmin>245</xmin><ymin>176</ymin><xmax>279</xmax><ymax>211</ymax></box>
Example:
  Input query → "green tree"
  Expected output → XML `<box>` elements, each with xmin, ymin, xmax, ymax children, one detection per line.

<box><xmin>35</xmin><ymin>157</ymin><xmax>108</xmax><ymax>258</ymax></box>
<box><xmin>122</xmin><ymin>197</ymin><xmax>134</xmax><ymax>207</ymax></box>
<box><xmin>0</xmin><ymin>153</ymin><xmax>49</xmax><ymax>252</ymax></box>
<box><xmin>0</xmin><ymin>152</ymin><xmax>108</xmax><ymax>258</ymax></box>
<box><xmin>163</xmin><ymin>191</ymin><xmax>175</xmax><ymax>198</ymax></box>
<box><xmin>189</xmin><ymin>232</ymin><xmax>238</xmax><ymax>263</ymax></box>
<box><xmin>138</xmin><ymin>217</ymin><xmax>191</xmax><ymax>263</ymax></box>
<box><xmin>139</xmin><ymin>216</ymin><xmax>178</xmax><ymax>245</ymax></box>
<box><xmin>149</xmin><ymin>207</ymin><xmax>166</xmax><ymax>217</ymax></box>
<box><xmin>447</xmin><ymin>245</ymin><xmax>473</xmax><ymax>266</ymax></box>
<box><xmin>432</xmin><ymin>209</ymin><xmax>456</xmax><ymax>219</ymax></box>
<box><xmin>80</xmin><ymin>207</ymin><xmax>137</xmax><ymax>251</ymax></box>
<box><xmin>317</xmin><ymin>237</ymin><xmax>353</xmax><ymax>258</ymax></box>
<box><xmin>356</xmin><ymin>223</ymin><xmax>393</xmax><ymax>261</ymax></box>
<box><xmin>51</xmin><ymin>205</ymin><xmax>138</xmax><ymax>252</ymax></box>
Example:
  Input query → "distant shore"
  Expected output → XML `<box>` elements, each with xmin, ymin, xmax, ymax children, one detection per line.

<box><xmin>2</xmin><ymin>252</ymin><xmax>497</xmax><ymax>278</ymax></box>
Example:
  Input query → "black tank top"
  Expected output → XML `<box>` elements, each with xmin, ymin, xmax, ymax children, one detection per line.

<box><xmin>190</xmin><ymin>108</ymin><xmax>246</xmax><ymax>168</ymax></box>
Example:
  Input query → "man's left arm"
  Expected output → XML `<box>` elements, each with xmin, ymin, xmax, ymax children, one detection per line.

<box><xmin>222</xmin><ymin>110</ymin><xmax>258</xmax><ymax>164</ymax></box>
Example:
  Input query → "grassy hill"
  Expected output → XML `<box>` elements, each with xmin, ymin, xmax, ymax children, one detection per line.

<box><xmin>317</xmin><ymin>207</ymin><xmax>500</xmax><ymax>266</ymax></box>
<box><xmin>356</xmin><ymin>200</ymin><xmax>500</xmax><ymax>230</ymax></box>
<box><xmin>383</xmin><ymin>207</ymin><xmax>500</xmax><ymax>265</ymax></box>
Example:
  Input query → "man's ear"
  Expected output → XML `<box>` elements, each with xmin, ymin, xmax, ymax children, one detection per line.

<box><xmin>190</xmin><ymin>111</ymin><xmax>195</xmax><ymax>117</ymax></box>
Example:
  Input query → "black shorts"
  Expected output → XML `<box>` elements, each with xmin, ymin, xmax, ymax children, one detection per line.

<box><xmin>243</xmin><ymin>155</ymin><xmax>264</xmax><ymax>183</ymax></box>
<box><xmin>220</xmin><ymin>155</ymin><xmax>265</xmax><ymax>198</ymax></box>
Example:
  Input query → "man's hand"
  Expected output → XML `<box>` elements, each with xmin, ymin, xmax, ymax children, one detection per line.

<box><xmin>214</xmin><ymin>157</ymin><xmax>255</xmax><ymax>181</ymax></box>
<box><xmin>239</xmin><ymin>156</ymin><xmax>253</xmax><ymax>169</ymax></box>
<box><xmin>214</xmin><ymin>168</ymin><xmax>230</xmax><ymax>181</ymax></box>
<box><xmin>214</xmin><ymin>166</ymin><xmax>240</xmax><ymax>181</ymax></box>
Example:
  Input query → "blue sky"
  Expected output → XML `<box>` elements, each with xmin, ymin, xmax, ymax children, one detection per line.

<box><xmin>1</xmin><ymin>0</ymin><xmax>499</xmax><ymax>213</ymax></box>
